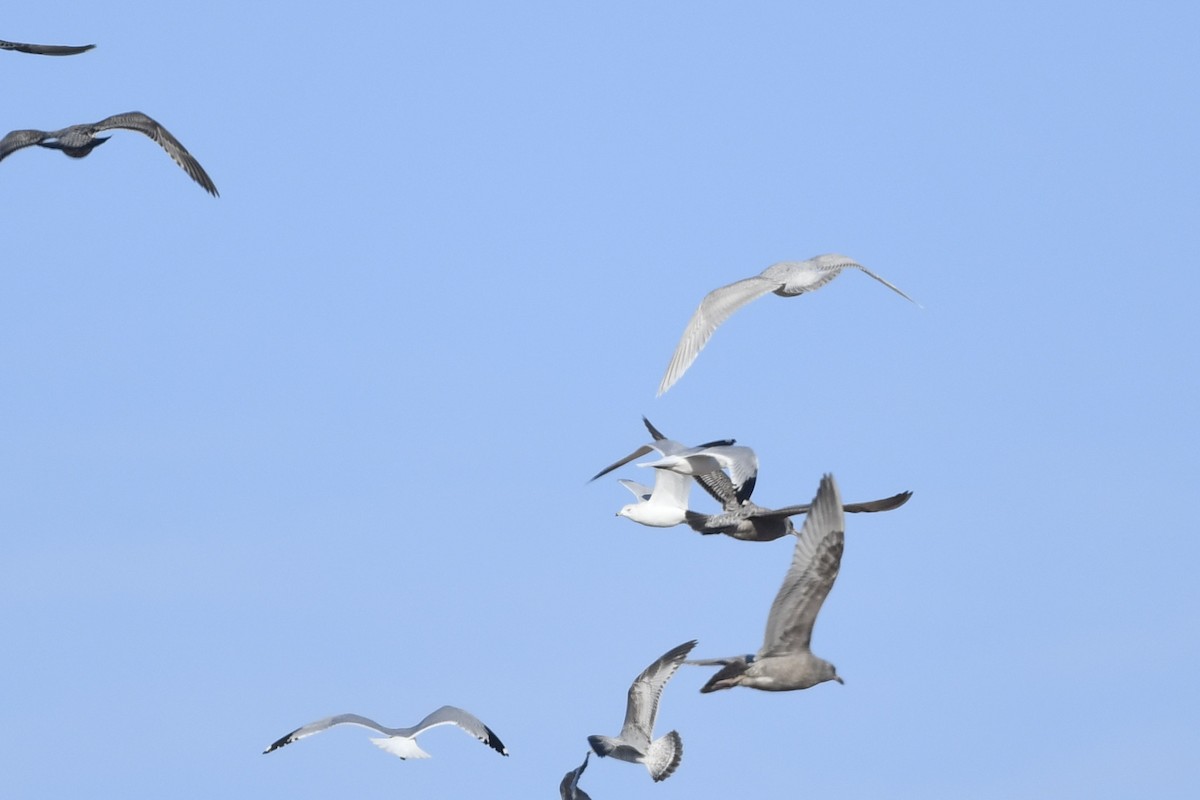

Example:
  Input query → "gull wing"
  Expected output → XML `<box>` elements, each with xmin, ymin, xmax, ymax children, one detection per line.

<box><xmin>559</xmin><ymin>752</ymin><xmax>592</xmax><ymax>800</ymax></box>
<box><xmin>658</xmin><ymin>274</ymin><xmax>780</xmax><ymax>395</ymax></box>
<box><xmin>618</xmin><ymin>640</ymin><xmax>697</xmax><ymax>750</ymax></box>
<box><xmin>93</xmin><ymin>112</ymin><xmax>218</xmax><ymax>196</ymax></box>
<box><xmin>0</xmin><ymin>129</ymin><xmax>49</xmax><ymax>162</ymax></box>
<box><xmin>406</xmin><ymin>705</ymin><xmax>508</xmax><ymax>756</ymax></box>
<box><xmin>0</xmin><ymin>39</ymin><xmax>94</xmax><ymax>56</ymax></box>
<box><xmin>760</xmin><ymin>475</ymin><xmax>845</xmax><ymax>656</ymax></box>
<box><xmin>263</xmin><ymin>713</ymin><xmax>391</xmax><ymax>753</ymax></box>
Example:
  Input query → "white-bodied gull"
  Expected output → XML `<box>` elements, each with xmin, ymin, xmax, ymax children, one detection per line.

<box><xmin>689</xmin><ymin>474</ymin><xmax>847</xmax><ymax>692</ymax></box>
<box><xmin>590</xmin><ymin>416</ymin><xmax>733</xmax><ymax>528</ymax></box>
<box><xmin>658</xmin><ymin>254</ymin><xmax>917</xmax><ymax>394</ymax></box>
<box><xmin>559</xmin><ymin>752</ymin><xmax>593</xmax><ymax>800</ymax></box>
<box><xmin>263</xmin><ymin>705</ymin><xmax>508</xmax><ymax>760</ymax></box>
<box><xmin>588</xmin><ymin>639</ymin><xmax>696</xmax><ymax>782</ymax></box>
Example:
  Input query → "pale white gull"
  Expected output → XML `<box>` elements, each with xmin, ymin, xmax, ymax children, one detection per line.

<box><xmin>689</xmin><ymin>474</ymin><xmax>847</xmax><ymax>691</ymax></box>
<box><xmin>559</xmin><ymin>752</ymin><xmax>593</xmax><ymax>800</ymax></box>
<box><xmin>590</xmin><ymin>416</ymin><xmax>733</xmax><ymax>528</ymax></box>
<box><xmin>588</xmin><ymin>639</ymin><xmax>696</xmax><ymax>781</ymax></box>
<box><xmin>263</xmin><ymin>705</ymin><xmax>508</xmax><ymax>760</ymax></box>
<box><xmin>658</xmin><ymin>253</ymin><xmax>917</xmax><ymax>394</ymax></box>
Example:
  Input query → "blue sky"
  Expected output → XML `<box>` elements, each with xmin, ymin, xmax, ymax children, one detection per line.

<box><xmin>3</xmin><ymin>2</ymin><xmax>1198</xmax><ymax>798</ymax></box>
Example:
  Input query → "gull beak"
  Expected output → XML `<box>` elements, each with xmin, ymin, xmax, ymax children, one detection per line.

<box><xmin>834</xmin><ymin>676</ymin><xmax>845</xmax><ymax>685</ymax></box>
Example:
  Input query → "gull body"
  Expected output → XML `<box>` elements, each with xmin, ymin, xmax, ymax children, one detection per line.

<box><xmin>659</xmin><ymin>254</ymin><xmax>917</xmax><ymax>394</ymax></box>
<box><xmin>1</xmin><ymin>38</ymin><xmax>94</xmax><ymax>56</ymax></box>
<box><xmin>588</xmin><ymin>639</ymin><xmax>696</xmax><ymax>782</ymax></box>
<box><xmin>263</xmin><ymin>705</ymin><xmax>508</xmax><ymax>760</ymax></box>
<box><xmin>0</xmin><ymin>112</ymin><xmax>218</xmax><ymax>196</ymax></box>
<box><xmin>689</xmin><ymin>474</ymin><xmax>847</xmax><ymax>692</ymax></box>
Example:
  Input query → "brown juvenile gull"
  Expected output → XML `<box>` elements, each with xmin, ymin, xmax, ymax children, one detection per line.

<box><xmin>685</xmin><ymin>488</ymin><xmax>911</xmax><ymax>542</ymax></box>
<box><xmin>263</xmin><ymin>705</ymin><xmax>508</xmax><ymax>760</ymax></box>
<box><xmin>559</xmin><ymin>752</ymin><xmax>593</xmax><ymax>800</ymax></box>
<box><xmin>587</xmin><ymin>639</ymin><xmax>696</xmax><ymax>782</ymax></box>
<box><xmin>0</xmin><ymin>112</ymin><xmax>218</xmax><ymax>196</ymax></box>
<box><xmin>1</xmin><ymin>38</ymin><xmax>94</xmax><ymax>56</ymax></box>
<box><xmin>689</xmin><ymin>474</ymin><xmax>847</xmax><ymax>692</ymax></box>
<box><xmin>658</xmin><ymin>254</ymin><xmax>917</xmax><ymax>394</ymax></box>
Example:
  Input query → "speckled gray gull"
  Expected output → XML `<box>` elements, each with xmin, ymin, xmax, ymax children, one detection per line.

<box><xmin>689</xmin><ymin>474</ymin><xmax>847</xmax><ymax>692</ymax></box>
<box><xmin>1</xmin><ymin>38</ymin><xmax>94</xmax><ymax>55</ymax></box>
<box><xmin>588</xmin><ymin>639</ymin><xmax>696</xmax><ymax>782</ymax></box>
<box><xmin>686</xmin><ymin>488</ymin><xmax>911</xmax><ymax>542</ymax></box>
<box><xmin>0</xmin><ymin>112</ymin><xmax>218</xmax><ymax>196</ymax></box>
<box><xmin>559</xmin><ymin>752</ymin><xmax>594</xmax><ymax>800</ymax></box>
<box><xmin>590</xmin><ymin>416</ymin><xmax>733</xmax><ymax>528</ymax></box>
<box><xmin>658</xmin><ymin>254</ymin><xmax>917</xmax><ymax>395</ymax></box>
<box><xmin>263</xmin><ymin>705</ymin><xmax>508</xmax><ymax>760</ymax></box>
<box><xmin>639</xmin><ymin>442</ymin><xmax>759</xmax><ymax>505</ymax></box>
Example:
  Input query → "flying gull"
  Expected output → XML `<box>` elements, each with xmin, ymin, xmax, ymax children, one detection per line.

<box><xmin>559</xmin><ymin>752</ymin><xmax>593</xmax><ymax>800</ymax></box>
<box><xmin>1</xmin><ymin>38</ymin><xmax>94</xmax><ymax>56</ymax></box>
<box><xmin>658</xmin><ymin>254</ymin><xmax>917</xmax><ymax>394</ymax></box>
<box><xmin>590</xmin><ymin>416</ymin><xmax>733</xmax><ymax>528</ymax></box>
<box><xmin>263</xmin><ymin>705</ymin><xmax>508</xmax><ymax>760</ymax></box>
<box><xmin>588</xmin><ymin>639</ymin><xmax>696</xmax><ymax>781</ymax></box>
<box><xmin>0</xmin><ymin>112</ymin><xmax>218</xmax><ymax>196</ymax></box>
<box><xmin>689</xmin><ymin>474</ymin><xmax>847</xmax><ymax>692</ymax></box>
<box><xmin>638</xmin><ymin>442</ymin><xmax>759</xmax><ymax>505</ymax></box>
<box><xmin>685</xmin><ymin>489</ymin><xmax>911</xmax><ymax>542</ymax></box>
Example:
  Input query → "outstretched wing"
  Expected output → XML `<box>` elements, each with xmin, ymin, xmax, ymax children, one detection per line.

<box><xmin>658</xmin><ymin>274</ymin><xmax>779</xmax><ymax>395</ymax></box>
<box><xmin>409</xmin><ymin>705</ymin><xmax>508</xmax><ymax>756</ymax></box>
<box><xmin>761</xmin><ymin>474</ymin><xmax>845</xmax><ymax>655</ymax></box>
<box><xmin>0</xmin><ymin>39</ymin><xmax>94</xmax><ymax>56</ymax></box>
<box><xmin>0</xmin><ymin>129</ymin><xmax>48</xmax><ymax>162</ymax></box>
<box><xmin>559</xmin><ymin>752</ymin><xmax>592</xmax><ymax>800</ymax></box>
<box><xmin>93</xmin><ymin>111</ymin><xmax>219</xmax><ymax>196</ymax></box>
<box><xmin>262</xmin><ymin>713</ymin><xmax>390</xmax><ymax>753</ymax></box>
<box><xmin>619</xmin><ymin>640</ymin><xmax>697</xmax><ymax>748</ymax></box>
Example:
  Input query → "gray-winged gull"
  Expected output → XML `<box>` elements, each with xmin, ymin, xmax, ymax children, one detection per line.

<box><xmin>559</xmin><ymin>752</ymin><xmax>593</xmax><ymax>800</ymax></box>
<box><xmin>263</xmin><ymin>705</ymin><xmax>508</xmax><ymax>760</ymax></box>
<box><xmin>1</xmin><ymin>38</ymin><xmax>94</xmax><ymax>56</ymax></box>
<box><xmin>588</xmin><ymin>639</ymin><xmax>696</xmax><ymax>781</ymax></box>
<box><xmin>590</xmin><ymin>416</ymin><xmax>733</xmax><ymax>528</ymax></box>
<box><xmin>658</xmin><ymin>254</ymin><xmax>917</xmax><ymax>394</ymax></box>
<box><xmin>0</xmin><ymin>112</ymin><xmax>218</xmax><ymax>196</ymax></box>
<box><xmin>685</xmin><ymin>489</ymin><xmax>911</xmax><ymax>542</ymax></box>
<box><xmin>638</xmin><ymin>443</ymin><xmax>759</xmax><ymax>505</ymax></box>
<box><xmin>689</xmin><ymin>474</ymin><xmax>847</xmax><ymax>692</ymax></box>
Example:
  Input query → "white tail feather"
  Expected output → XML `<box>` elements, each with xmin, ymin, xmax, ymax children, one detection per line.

<box><xmin>370</xmin><ymin>735</ymin><xmax>432</xmax><ymax>759</ymax></box>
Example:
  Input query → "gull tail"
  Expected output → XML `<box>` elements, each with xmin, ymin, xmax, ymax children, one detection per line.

<box><xmin>370</xmin><ymin>735</ymin><xmax>432</xmax><ymax>759</ymax></box>
<box><xmin>645</xmin><ymin>730</ymin><xmax>683</xmax><ymax>782</ymax></box>
<box><xmin>688</xmin><ymin>655</ymin><xmax>752</xmax><ymax>693</ymax></box>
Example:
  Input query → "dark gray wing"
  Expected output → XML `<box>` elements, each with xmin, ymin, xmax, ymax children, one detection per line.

<box><xmin>93</xmin><ymin>112</ymin><xmax>218</xmax><ymax>196</ymax></box>
<box><xmin>559</xmin><ymin>752</ymin><xmax>592</xmax><ymax>800</ymax></box>
<box><xmin>748</xmin><ymin>489</ymin><xmax>913</xmax><ymax>520</ymax></box>
<box><xmin>0</xmin><ymin>39</ymin><xmax>94</xmax><ymax>56</ymax></box>
<box><xmin>0</xmin><ymin>129</ymin><xmax>49</xmax><ymax>162</ymax></box>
